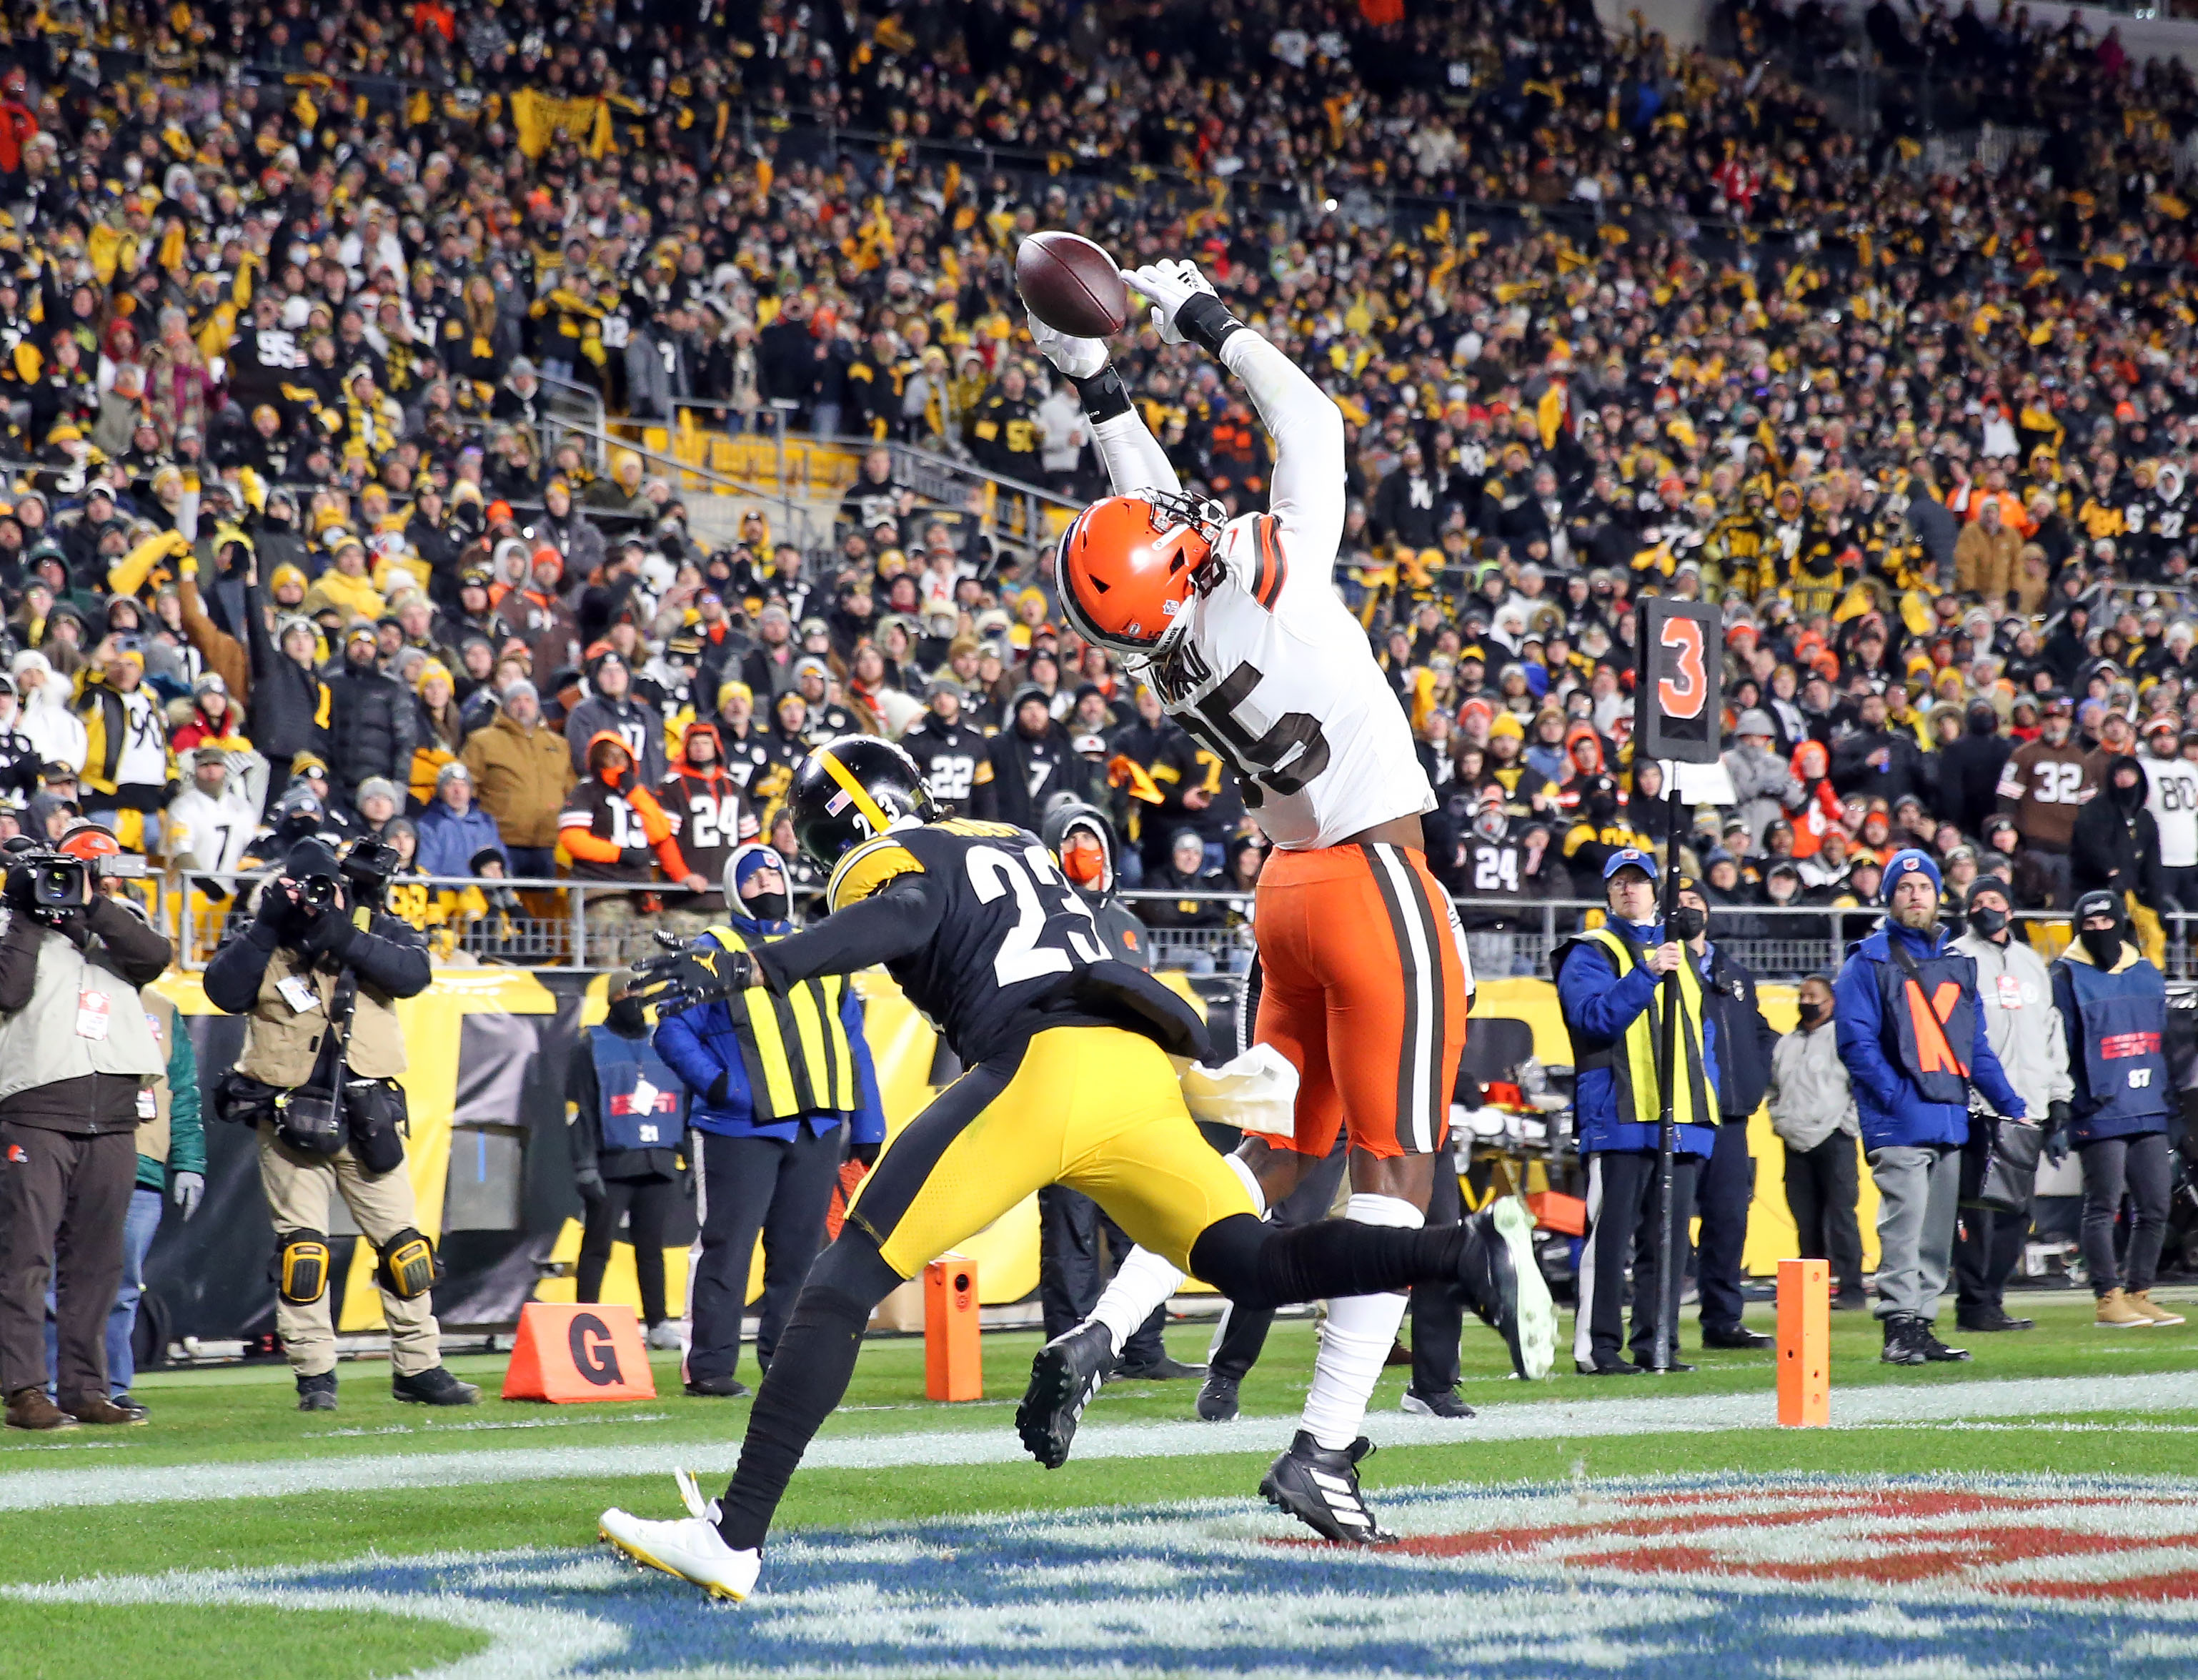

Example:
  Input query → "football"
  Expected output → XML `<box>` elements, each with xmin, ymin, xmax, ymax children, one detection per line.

<box><xmin>1015</xmin><ymin>230</ymin><xmax>1129</xmax><ymax>338</ymax></box>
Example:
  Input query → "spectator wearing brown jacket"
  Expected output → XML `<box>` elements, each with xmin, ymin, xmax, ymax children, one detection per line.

<box><xmin>459</xmin><ymin>680</ymin><xmax>577</xmax><ymax>878</ymax></box>
<box><xmin>1954</xmin><ymin>500</ymin><xmax>2020</xmax><ymax>605</ymax></box>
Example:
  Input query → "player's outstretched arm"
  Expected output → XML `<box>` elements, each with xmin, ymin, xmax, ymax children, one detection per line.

<box><xmin>629</xmin><ymin>880</ymin><xmax>944</xmax><ymax>1010</ymax></box>
<box><xmin>1122</xmin><ymin>259</ymin><xmax>1344</xmax><ymax>570</ymax></box>
<box><xmin>1027</xmin><ymin>308</ymin><xmax>1180</xmax><ymax>500</ymax></box>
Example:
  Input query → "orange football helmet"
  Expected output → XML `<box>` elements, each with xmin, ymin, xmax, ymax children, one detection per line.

<box><xmin>1055</xmin><ymin>490</ymin><xmax>1225</xmax><ymax>657</ymax></box>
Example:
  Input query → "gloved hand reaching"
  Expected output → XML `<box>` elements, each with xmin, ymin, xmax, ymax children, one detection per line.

<box><xmin>626</xmin><ymin>940</ymin><xmax>757</xmax><ymax>1015</ymax></box>
<box><xmin>1025</xmin><ymin>309</ymin><xmax>1108</xmax><ymax>380</ymax></box>
<box><xmin>170</xmin><ymin>1170</ymin><xmax>204</xmax><ymax>1221</ymax></box>
<box><xmin>1120</xmin><ymin>259</ymin><xmax>1218</xmax><ymax>345</ymax></box>
<box><xmin>2045</xmin><ymin>1099</ymin><xmax>2072</xmax><ymax>1165</ymax></box>
<box><xmin>575</xmin><ymin>1165</ymin><xmax>605</xmax><ymax>1206</ymax></box>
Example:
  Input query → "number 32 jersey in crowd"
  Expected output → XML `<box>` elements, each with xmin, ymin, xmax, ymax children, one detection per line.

<box><xmin>827</xmin><ymin>818</ymin><xmax>1125</xmax><ymax>1065</ymax></box>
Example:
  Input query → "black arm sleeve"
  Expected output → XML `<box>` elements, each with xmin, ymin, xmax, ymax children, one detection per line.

<box><xmin>202</xmin><ymin>914</ymin><xmax>282</xmax><ymax>1013</ymax></box>
<box><xmin>0</xmin><ymin>916</ymin><xmax>41</xmax><ymax>1014</ymax></box>
<box><xmin>87</xmin><ymin>895</ymin><xmax>174</xmax><ymax>986</ymax></box>
<box><xmin>567</xmin><ymin>1050</ymin><xmax>603</xmax><ymax>1170</ymax></box>
<box><xmin>339</xmin><ymin>917</ymin><xmax>433</xmax><ymax>1000</ymax></box>
<box><xmin>1070</xmin><ymin>364</ymin><xmax>1133</xmax><ymax>425</ymax></box>
<box><xmin>752</xmin><ymin>878</ymin><xmax>944</xmax><ymax>991</ymax></box>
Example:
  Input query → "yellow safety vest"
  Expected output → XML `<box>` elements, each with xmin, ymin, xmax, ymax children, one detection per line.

<box><xmin>1571</xmin><ymin>927</ymin><xmax>1716</xmax><ymax>1132</ymax></box>
<box><xmin>705</xmin><ymin>925</ymin><xmax>857</xmax><ymax>1119</ymax></box>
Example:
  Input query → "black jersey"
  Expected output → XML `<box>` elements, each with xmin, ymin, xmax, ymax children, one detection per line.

<box><xmin>658</xmin><ymin>769</ymin><xmax>756</xmax><ymax>904</ymax></box>
<box><xmin>825</xmin><ymin>818</ymin><xmax>1118</xmax><ymax>1065</ymax></box>
<box><xmin>1455</xmin><ymin>835</ymin><xmax>1528</xmax><ymax>928</ymax></box>
<box><xmin>899</xmin><ymin>716</ymin><xmax>986</xmax><ymax>815</ymax></box>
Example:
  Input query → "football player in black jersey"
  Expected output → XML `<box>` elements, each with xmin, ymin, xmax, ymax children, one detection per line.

<box><xmin>599</xmin><ymin>736</ymin><xmax>1540</xmax><ymax>1601</ymax></box>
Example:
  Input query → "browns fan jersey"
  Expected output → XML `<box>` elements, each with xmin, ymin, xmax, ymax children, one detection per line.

<box><xmin>659</xmin><ymin>769</ymin><xmax>757</xmax><ymax>903</ymax></box>
<box><xmin>826</xmin><ymin>818</ymin><xmax>1115</xmax><ymax>1065</ymax></box>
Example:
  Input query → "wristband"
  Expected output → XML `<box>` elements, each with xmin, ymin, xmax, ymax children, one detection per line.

<box><xmin>1071</xmin><ymin>363</ymin><xmax>1133</xmax><ymax>425</ymax></box>
<box><xmin>1175</xmin><ymin>292</ymin><xmax>1247</xmax><ymax>358</ymax></box>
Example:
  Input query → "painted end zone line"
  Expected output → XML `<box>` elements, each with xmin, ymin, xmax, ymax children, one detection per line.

<box><xmin>4</xmin><ymin>1371</ymin><xmax>2193</xmax><ymax>1516</ymax></box>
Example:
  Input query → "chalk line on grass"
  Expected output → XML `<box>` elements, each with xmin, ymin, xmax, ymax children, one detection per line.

<box><xmin>0</xmin><ymin>1371</ymin><xmax>2191</xmax><ymax>1515</ymax></box>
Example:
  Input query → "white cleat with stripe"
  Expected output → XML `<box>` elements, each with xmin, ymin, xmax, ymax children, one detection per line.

<box><xmin>600</xmin><ymin>1471</ymin><xmax>761</xmax><ymax>1602</ymax></box>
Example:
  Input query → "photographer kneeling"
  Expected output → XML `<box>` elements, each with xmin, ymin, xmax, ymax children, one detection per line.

<box><xmin>204</xmin><ymin>837</ymin><xmax>479</xmax><ymax>1410</ymax></box>
<box><xmin>0</xmin><ymin>832</ymin><xmax>173</xmax><ymax>1429</ymax></box>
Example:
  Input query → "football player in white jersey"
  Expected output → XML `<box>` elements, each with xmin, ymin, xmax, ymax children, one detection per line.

<box><xmin>1016</xmin><ymin>258</ymin><xmax>1555</xmax><ymax>1543</ymax></box>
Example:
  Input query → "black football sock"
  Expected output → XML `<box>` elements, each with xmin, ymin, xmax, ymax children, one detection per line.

<box><xmin>1188</xmin><ymin>1212</ymin><xmax>1468</xmax><ymax>1312</ymax></box>
<box><xmin>715</xmin><ymin>1235</ymin><xmax>902</xmax><ymax>1551</ymax></box>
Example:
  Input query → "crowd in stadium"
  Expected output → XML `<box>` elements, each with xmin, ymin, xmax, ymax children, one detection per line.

<box><xmin>0</xmin><ymin>0</ymin><xmax>2190</xmax><ymax>970</ymax></box>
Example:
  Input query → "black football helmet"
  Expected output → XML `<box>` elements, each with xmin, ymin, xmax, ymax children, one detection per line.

<box><xmin>789</xmin><ymin>735</ymin><xmax>939</xmax><ymax>868</ymax></box>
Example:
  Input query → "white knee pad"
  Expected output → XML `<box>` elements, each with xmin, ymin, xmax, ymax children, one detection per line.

<box><xmin>1345</xmin><ymin>1191</ymin><xmax>1425</xmax><ymax>1231</ymax></box>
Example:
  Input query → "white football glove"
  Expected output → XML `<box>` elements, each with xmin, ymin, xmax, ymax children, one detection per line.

<box><xmin>1120</xmin><ymin>259</ymin><xmax>1218</xmax><ymax>345</ymax></box>
<box><xmin>1025</xmin><ymin>309</ymin><xmax>1108</xmax><ymax>381</ymax></box>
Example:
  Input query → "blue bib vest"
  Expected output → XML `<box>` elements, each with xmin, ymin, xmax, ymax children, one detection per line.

<box><xmin>1874</xmin><ymin>941</ymin><xmax>1979</xmax><ymax>1108</ymax></box>
<box><xmin>2059</xmin><ymin>957</ymin><xmax>2170</xmax><ymax>1138</ymax></box>
<box><xmin>590</xmin><ymin>1026</ymin><xmax>687</xmax><ymax>1153</ymax></box>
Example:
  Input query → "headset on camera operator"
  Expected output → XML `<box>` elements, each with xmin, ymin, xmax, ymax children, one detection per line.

<box><xmin>0</xmin><ymin>825</ymin><xmax>173</xmax><ymax>1430</ymax></box>
<box><xmin>203</xmin><ymin>833</ymin><xmax>479</xmax><ymax>1411</ymax></box>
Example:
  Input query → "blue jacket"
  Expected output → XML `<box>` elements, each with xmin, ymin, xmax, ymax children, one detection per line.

<box><xmin>653</xmin><ymin>909</ymin><xmax>886</xmax><ymax>1144</ymax></box>
<box><xmin>415</xmin><ymin>799</ymin><xmax>508</xmax><ymax>879</ymax></box>
<box><xmin>1833</xmin><ymin>920</ymin><xmax>2025</xmax><ymax>1150</ymax></box>
<box><xmin>1555</xmin><ymin>917</ymin><xmax>1720</xmax><ymax>1158</ymax></box>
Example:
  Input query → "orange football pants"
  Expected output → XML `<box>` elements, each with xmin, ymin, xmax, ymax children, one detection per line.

<box><xmin>1247</xmin><ymin>840</ymin><xmax>1469</xmax><ymax>1160</ymax></box>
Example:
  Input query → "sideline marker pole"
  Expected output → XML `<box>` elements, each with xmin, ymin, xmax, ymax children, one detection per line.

<box><xmin>1776</xmin><ymin>1258</ymin><xmax>1830</xmax><ymax>1427</ymax></box>
<box><xmin>925</xmin><ymin>1255</ymin><xmax>983</xmax><ymax>1401</ymax></box>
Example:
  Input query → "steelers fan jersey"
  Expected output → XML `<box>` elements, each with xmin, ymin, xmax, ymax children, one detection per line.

<box><xmin>827</xmin><ymin>818</ymin><xmax>1118</xmax><ymax>1065</ymax></box>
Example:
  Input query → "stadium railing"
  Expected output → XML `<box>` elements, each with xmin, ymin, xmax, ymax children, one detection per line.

<box><xmin>152</xmin><ymin>877</ymin><xmax>2186</xmax><ymax>981</ymax></box>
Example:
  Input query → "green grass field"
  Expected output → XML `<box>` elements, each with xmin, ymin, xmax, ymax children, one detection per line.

<box><xmin>7</xmin><ymin>1291</ymin><xmax>2197</xmax><ymax>1678</ymax></box>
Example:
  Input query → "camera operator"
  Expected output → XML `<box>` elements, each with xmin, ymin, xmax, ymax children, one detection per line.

<box><xmin>0</xmin><ymin>828</ymin><xmax>173</xmax><ymax>1429</ymax></box>
<box><xmin>204</xmin><ymin>835</ymin><xmax>479</xmax><ymax>1411</ymax></box>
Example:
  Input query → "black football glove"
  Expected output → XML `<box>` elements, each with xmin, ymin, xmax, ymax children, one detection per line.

<box><xmin>625</xmin><ymin>940</ymin><xmax>757</xmax><ymax>1014</ymax></box>
<box><xmin>848</xmin><ymin>1139</ymin><xmax>881</xmax><ymax>1169</ymax></box>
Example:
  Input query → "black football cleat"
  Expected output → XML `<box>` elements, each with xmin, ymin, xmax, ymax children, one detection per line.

<box><xmin>1017</xmin><ymin>1321</ymin><xmax>1115</xmax><ymax>1468</ymax></box>
<box><xmin>1451</xmin><ymin>1197</ymin><xmax>1557</xmax><ymax>1378</ymax></box>
<box><xmin>1194</xmin><ymin>1372</ymin><xmax>1240</xmax><ymax>1421</ymax></box>
<box><xmin>1260</xmin><ymin>1431</ymin><xmax>1396</xmax><ymax>1545</ymax></box>
<box><xmin>1112</xmin><ymin>1355</ymin><xmax>1205</xmax><ymax>1382</ymax></box>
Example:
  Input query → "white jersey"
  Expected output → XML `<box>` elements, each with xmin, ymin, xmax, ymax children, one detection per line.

<box><xmin>1093</xmin><ymin>330</ymin><xmax>1433</xmax><ymax>850</ymax></box>
<box><xmin>166</xmin><ymin>785</ymin><xmax>258</xmax><ymax>874</ymax></box>
<box><xmin>2142</xmin><ymin>752</ymin><xmax>2198</xmax><ymax>869</ymax></box>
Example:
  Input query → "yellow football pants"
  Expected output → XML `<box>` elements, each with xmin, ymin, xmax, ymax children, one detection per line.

<box><xmin>845</xmin><ymin>1025</ymin><xmax>1255</xmax><ymax>1278</ymax></box>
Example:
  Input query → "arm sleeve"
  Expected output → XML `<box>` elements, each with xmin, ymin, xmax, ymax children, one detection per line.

<box><xmin>1091</xmin><ymin>407</ymin><xmax>1182</xmax><ymax>500</ymax></box>
<box><xmin>0</xmin><ymin>917</ymin><xmax>41</xmax><ymax>1015</ymax></box>
<box><xmin>842</xmin><ymin>984</ymin><xmax>887</xmax><ymax>1145</ymax></box>
<box><xmin>654</xmin><ymin>1000</ymin><xmax>744</xmax><ymax>1115</ymax></box>
<box><xmin>166</xmin><ymin>1017</ymin><xmax>205</xmax><ymax>1175</ymax></box>
<box><xmin>339</xmin><ymin>917</ymin><xmax>432</xmax><ymax>1000</ymax></box>
<box><xmin>1968</xmin><ymin>998</ymin><xmax>2026</xmax><ymax>1119</ymax></box>
<box><xmin>566</xmin><ymin>1050</ymin><xmax>603</xmax><ymax>1169</ymax></box>
<box><xmin>1554</xmin><ymin>941</ymin><xmax>1661</xmax><ymax>1040</ymax></box>
<box><xmin>1832</xmin><ymin>957</ymin><xmax>1905</xmax><ymax>1113</ymax></box>
<box><xmin>89</xmin><ymin>895</ymin><xmax>174</xmax><ymax>985</ymax></box>
<box><xmin>1219</xmin><ymin>329</ymin><xmax>1346</xmax><ymax>565</ymax></box>
<box><xmin>203</xmin><ymin>913</ymin><xmax>280</xmax><ymax>1013</ymax></box>
<box><xmin>752</xmin><ymin>878</ymin><xmax>945</xmax><ymax>990</ymax></box>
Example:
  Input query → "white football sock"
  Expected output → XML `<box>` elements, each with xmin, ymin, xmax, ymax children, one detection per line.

<box><xmin>1301</xmin><ymin>1193</ymin><xmax>1423</xmax><ymax>1451</ymax></box>
<box><xmin>1087</xmin><ymin>1155</ymin><xmax>1268</xmax><ymax>1356</ymax></box>
<box><xmin>1088</xmin><ymin>1246</ymin><xmax>1187</xmax><ymax>1356</ymax></box>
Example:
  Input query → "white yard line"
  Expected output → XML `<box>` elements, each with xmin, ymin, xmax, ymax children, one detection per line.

<box><xmin>1</xmin><ymin>1371</ymin><xmax>2191</xmax><ymax>1515</ymax></box>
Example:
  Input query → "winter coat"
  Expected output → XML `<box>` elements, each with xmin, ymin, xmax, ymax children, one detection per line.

<box><xmin>415</xmin><ymin>798</ymin><xmax>509</xmax><ymax>878</ymax></box>
<box><xmin>1695</xmin><ymin>942</ymin><xmax>1778</xmax><ymax>1119</ymax></box>
<box><xmin>1723</xmin><ymin>741</ymin><xmax>1802</xmax><ymax>845</ymax></box>
<box><xmin>2071</xmin><ymin>755</ymin><xmax>2163</xmax><ymax>905</ymax></box>
<box><xmin>1553</xmin><ymin>915</ymin><xmax>1721</xmax><ymax>1158</ymax></box>
<box><xmin>1934</xmin><ymin>707</ymin><xmax>2014</xmax><ymax>837</ymax></box>
<box><xmin>1768</xmin><ymin>1020</ymin><xmax>1858</xmax><ymax>1154</ymax></box>
<box><xmin>1951</xmin><ymin>929</ymin><xmax>2072</xmax><ymax>1122</ymax></box>
<box><xmin>460</xmin><ymin>712</ymin><xmax>578</xmax><ymax>853</ymax></box>
<box><xmin>651</xmin><ymin>905</ymin><xmax>885</xmax><ymax>1144</ymax></box>
<box><xmin>322</xmin><ymin>660</ymin><xmax>418</xmax><ymax>797</ymax></box>
<box><xmin>1831</xmin><ymin>920</ymin><xmax>2026</xmax><ymax>1150</ymax></box>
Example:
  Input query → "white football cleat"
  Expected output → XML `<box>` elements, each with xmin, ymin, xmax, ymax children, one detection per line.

<box><xmin>600</xmin><ymin>1472</ymin><xmax>759</xmax><ymax>1602</ymax></box>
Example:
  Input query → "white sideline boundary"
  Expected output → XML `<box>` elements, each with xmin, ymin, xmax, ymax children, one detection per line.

<box><xmin>1</xmin><ymin>1370</ymin><xmax>2191</xmax><ymax>1514</ymax></box>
